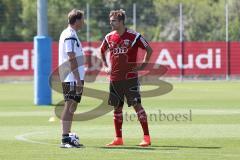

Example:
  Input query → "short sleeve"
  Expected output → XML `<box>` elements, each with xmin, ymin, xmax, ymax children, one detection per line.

<box><xmin>100</xmin><ymin>38</ymin><xmax>109</xmax><ymax>54</ymax></box>
<box><xmin>136</xmin><ymin>35</ymin><xmax>149</xmax><ymax>49</ymax></box>
<box><xmin>64</xmin><ymin>37</ymin><xmax>76</xmax><ymax>53</ymax></box>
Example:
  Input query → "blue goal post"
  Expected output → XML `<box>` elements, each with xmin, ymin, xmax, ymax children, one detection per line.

<box><xmin>34</xmin><ymin>36</ymin><xmax>52</xmax><ymax>105</ymax></box>
<box><xmin>34</xmin><ymin>0</ymin><xmax>52</xmax><ymax>105</ymax></box>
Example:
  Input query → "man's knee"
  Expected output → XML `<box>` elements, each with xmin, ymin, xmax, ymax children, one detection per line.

<box><xmin>114</xmin><ymin>106</ymin><xmax>123</xmax><ymax>113</ymax></box>
<box><xmin>66</xmin><ymin>100</ymin><xmax>78</xmax><ymax>114</ymax></box>
<box><xmin>133</xmin><ymin>103</ymin><xmax>143</xmax><ymax>112</ymax></box>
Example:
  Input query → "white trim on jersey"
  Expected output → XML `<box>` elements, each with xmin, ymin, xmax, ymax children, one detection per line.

<box><xmin>105</xmin><ymin>36</ymin><xmax>110</xmax><ymax>47</ymax></box>
<box><xmin>131</xmin><ymin>33</ymin><xmax>141</xmax><ymax>47</ymax></box>
<box><xmin>104</xmin><ymin>31</ymin><xmax>115</xmax><ymax>48</ymax></box>
<box><xmin>140</xmin><ymin>37</ymin><xmax>149</xmax><ymax>48</ymax></box>
<box><xmin>127</xmin><ymin>29</ymin><xmax>147</xmax><ymax>48</ymax></box>
<box><xmin>100</xmin><ymin>38</ymin><xmax>109</xmax><ymax>51</ymax></box>
<box><xmin>127</xmin><ymin>29</ymin><xmax>138</xmax><ymax>35</ymax></box>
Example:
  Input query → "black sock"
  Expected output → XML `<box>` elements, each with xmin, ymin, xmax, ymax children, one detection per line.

<box><xmin>62</xmin><ymin>136</ymin><xmax>71</xmax><ymax>143</ymax></box>
<box><xmin>62</xmin><ymin>133</ymin><xmax>69</xmax><ymax>138</ymax></box>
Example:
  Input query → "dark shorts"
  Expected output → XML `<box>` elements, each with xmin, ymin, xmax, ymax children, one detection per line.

<box><xmin>108</xmin><ymin>78</ymin><xmax>141</xmax><ymax>107</ymax></box>
<box><xmin>62</xmin><ymin>81</ymin><xmax>84</xmax><ymax>103</ymax></box>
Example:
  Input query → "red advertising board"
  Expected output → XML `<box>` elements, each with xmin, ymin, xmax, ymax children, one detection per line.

<box><xmin>0</xmin><ymin>42</ymin><xmax>239</xmax><ymax>76</ymax></box>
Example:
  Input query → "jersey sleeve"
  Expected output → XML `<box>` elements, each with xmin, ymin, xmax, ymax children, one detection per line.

<box><xmin>136</xmin><ymin>35</ymin><xmax>149</xmax><ymax>49</ymax></box>
<box><xmin>100</xmin><ymin>37</ymin><xmax>109</xmax><ymax>54</ymax></box>
<box><xmin>64</xmin><ymin>37</ymin><xmax>78</xmax><ymax>53</ymax></box>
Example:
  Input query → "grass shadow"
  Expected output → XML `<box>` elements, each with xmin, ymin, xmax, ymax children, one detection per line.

<box><xmin>96</xmin><ymin>146</ymin><xmax>179</xmax><ymax>151</ymax></box>
<box><xmin>96</xmin><ymin>145</ymin><xmax>221</xmax><ymax>151</ymax></box>
<box><xmin>151</xmin><ymin>145</ymin><xmax>221</xmax><ymax>150</ymax></box>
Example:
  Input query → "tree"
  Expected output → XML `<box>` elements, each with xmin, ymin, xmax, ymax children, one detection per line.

<box><xmin>0</xmin><ymin>0</ymin><xmax>23</xmax><ymax>41</ymax></box>
<box><xmin>0</xmin><ymin>0</ymin><xmax>239</xmax><ymax>41</ymax></box>
<box><xmin>228</xmin><ymin>0</ymin><xmax>240</xmax><ymax>41</ymax></box>
<box><xmin>154</xmin><ymin>0</ymin><xmax>227</xmax><ymax>41</ymax></box>
<box><xmin>19</xmin><ymin>0</ymin><xmax>37</xmax><ymax>41</ymax></box>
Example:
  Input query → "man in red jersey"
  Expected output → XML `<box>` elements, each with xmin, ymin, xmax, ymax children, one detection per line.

<box><xmin>100</xmin><ymin>9</ymin><xmax>153</xmax><ymax>147</ymax></box>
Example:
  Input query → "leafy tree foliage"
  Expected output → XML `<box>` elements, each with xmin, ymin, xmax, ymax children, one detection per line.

<box><xmin>0</xmin><ymin>0</ymin><xmax>239</xmax><ymax>41</ymax></box>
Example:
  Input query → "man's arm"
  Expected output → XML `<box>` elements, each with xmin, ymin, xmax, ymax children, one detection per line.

<box><xmin>100</xmin><ymin>51</ymin><xmax>111</xmax><ymax>74</ymax></box>
<box><xmin>100</xmin><ymin>51</ymin><xmax>108</xmax><ymax>68</ymax></box>
<box><xmin>100</xmin><ymin>38</ymin><xmax>111</xmax><ymax>74</ymax></box>
<box><xmin>68</xmin><ymin>52</ymin><xmax>82</xmax><ymax>93</ymax></box>
<box><xmin>134</xmin><ymin>45</ymin><xmax>153</xmax><ymax>71</ymax></box>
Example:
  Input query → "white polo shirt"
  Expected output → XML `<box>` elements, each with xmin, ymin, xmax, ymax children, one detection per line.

<box><xmin>58</xmin><ymin>26</ymin><xmax>85</xmax><ymax>82</ymax></box>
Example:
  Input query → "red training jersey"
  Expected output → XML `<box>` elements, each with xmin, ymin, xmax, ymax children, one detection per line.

<box><xmin>100</xmin><ymin>28</ymin><xmax>149</xmax><ymax>81</ymax></box>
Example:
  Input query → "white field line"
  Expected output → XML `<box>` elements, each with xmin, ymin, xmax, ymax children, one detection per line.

<box><xmin>10</xmin><ymin>124</ymin><xmax>240</xmax><ymax>140</ymax></box>
<box><xmin>15</xmin><ymin>131</ymin><xmax>57</xmax><ymax>145</ymax></box>
<box><xmin>14</xmin><ymin>131</ymin><xmax>240</xmax><ymax>158</ymax></box>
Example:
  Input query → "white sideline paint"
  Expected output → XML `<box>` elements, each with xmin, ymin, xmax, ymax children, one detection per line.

<box><xmin>14</xmin><ymin>131</ymin><xmax>240</xmax><ymax>158</ymax></box>
<box><xmin>15</xmin><ymin>131</ymin><xmax>56</xmax><ymax>145</ymax></box>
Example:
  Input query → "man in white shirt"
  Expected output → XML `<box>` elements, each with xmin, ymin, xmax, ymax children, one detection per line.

<box><xmin>58</xmin><ymin>9</ymin><xmax>85</xmax><ymax>148</ymax></box>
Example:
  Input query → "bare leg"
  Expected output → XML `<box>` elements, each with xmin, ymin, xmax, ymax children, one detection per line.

<box><xmin>61</xmin><ymin>100</ymin><xmax>78</xmax><ymax>135</ymax></box>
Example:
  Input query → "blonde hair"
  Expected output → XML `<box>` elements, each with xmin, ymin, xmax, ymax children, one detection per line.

<box><xmin>109</xmin><ymin>9</ymin><xmax>126</xmax><ymax>24</ymax></box>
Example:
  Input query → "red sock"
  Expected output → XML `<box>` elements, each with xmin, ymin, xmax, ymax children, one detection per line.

<box><xmin>136</xmin><ymin>108</ymin><xmax>149</xmax><ymax>136</ymax></box>
<box><xmin>113</xmin><ymin>110</ymin><xmax>123</xmax><ymax>137</ymax></box>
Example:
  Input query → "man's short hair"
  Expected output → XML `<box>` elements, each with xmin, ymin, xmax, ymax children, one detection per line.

<box><xmin>68</xmin><ymin>9</ymin><xmax>84</xmax><ymax>25</ymax></box>
<box><xmin>109</xmin><ymin>9</ymin><xmax>126</xmax><ymax>24</ymax></box>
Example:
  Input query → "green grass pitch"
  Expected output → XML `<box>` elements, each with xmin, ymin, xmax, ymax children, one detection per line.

<box><xmin>0</xmin><ymin>81</ymin><xmax>240</xmax><ymax>160</ymax></box>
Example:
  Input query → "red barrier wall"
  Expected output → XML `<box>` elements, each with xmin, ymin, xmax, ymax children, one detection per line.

<box><xmin>0</xmin><ymin>42</ymin><xmax>239</xmax><ymax>76</ymax></box>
